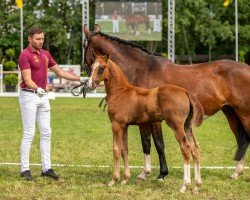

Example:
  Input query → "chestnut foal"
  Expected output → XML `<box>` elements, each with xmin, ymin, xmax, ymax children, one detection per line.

<box><xmin>88</xmin><ymin>55</ymin><xmax>204</xmax><ymax>193</ymax></box>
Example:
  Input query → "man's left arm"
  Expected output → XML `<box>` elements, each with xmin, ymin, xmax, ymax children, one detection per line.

<box><xmin>50</xmin><ymin>64</ymin><xmax>89</xmax><ymax>83</ymax></box>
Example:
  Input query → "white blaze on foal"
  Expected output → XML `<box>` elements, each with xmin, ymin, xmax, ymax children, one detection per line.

<box><xmin>88</xmin><ymin>61</ymin><xmax>100</xmax><ymax>89</ymax></box>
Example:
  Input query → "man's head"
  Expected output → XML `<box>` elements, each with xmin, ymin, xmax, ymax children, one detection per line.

<box><xmin>28</xmin><ymin>26</ymin><xmax>45</xmax><ymax>50</ymax></box>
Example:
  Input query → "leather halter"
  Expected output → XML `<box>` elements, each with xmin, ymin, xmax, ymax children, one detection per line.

<box><xmin>83</xmin><ymin>31</ymin><xmax>100</xmax><ymax>76</ymax></box>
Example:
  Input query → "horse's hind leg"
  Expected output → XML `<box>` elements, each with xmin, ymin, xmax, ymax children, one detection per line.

<box><xmin>169</xmin><ymin>122</ymin><xmax>191</xmax><ymax>193</ymax></box>
<box><xmin>185</xmin><ymin>127</ymin><xmax>201</xmax><ymax>194</ymax></box>
<box><xmin>222</xmin><ymin>106</ymin><xmax>250</xmax><ymax>179</ymax></box>
<box><xmin>150</xmin><ymin>122</ymin><xmax>169</xmax><ymax>180</ymax></box>
<box><xmin>137</xmin><ymin>124</ymin><xmax>152</xmax><ymax>180</ymax></box>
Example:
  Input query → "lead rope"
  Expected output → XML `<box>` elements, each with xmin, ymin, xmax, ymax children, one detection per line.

<box><xmin>71</xmin><ymin>83</ymin><xmax>88</xmax><ymax>98</ymax></box>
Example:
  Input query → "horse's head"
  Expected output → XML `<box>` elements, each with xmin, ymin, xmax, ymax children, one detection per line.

<box><xmin>87</xmin><ymin>54</ymin><xmax>110</xmax><ymax>90</ymax></box>
<box><xmin>83</xmin><ymin>24</ymin><xmax>102</xmax><ymax>76</ymax></box>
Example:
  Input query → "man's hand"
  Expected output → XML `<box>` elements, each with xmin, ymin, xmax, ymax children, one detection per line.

<box><xmin>80</xmin><ymin>76</ymin><xmax>89</xmax><ymax>84</ymax></box>
<box><xmin>36</xmin><ymin>87</ymin><xmax>46</xmax><ymax>97</ymax></box>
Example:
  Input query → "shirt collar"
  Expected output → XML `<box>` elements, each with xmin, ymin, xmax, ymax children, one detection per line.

<box><xmin>28</xmin><ymin>46</ymin><xmax>41</xmax><ymax>55</ymax></box>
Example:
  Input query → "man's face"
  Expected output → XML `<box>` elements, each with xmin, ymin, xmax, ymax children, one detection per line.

<box><xmin>28</xmin><ymin>32</ymin><xmax>45</xmax><ymax>50</ymax></box>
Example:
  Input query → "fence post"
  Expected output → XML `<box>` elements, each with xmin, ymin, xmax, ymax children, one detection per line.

<box><xmin>0</xmin><ymin>64</ymin><xmax>3</xmax><ymax>93</ymax></box>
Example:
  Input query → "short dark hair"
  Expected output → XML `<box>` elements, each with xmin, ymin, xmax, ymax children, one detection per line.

<box><xmin>27</xmin><ymin>26</ymin><xmax>44</xmax><ymax>37</ymax></box>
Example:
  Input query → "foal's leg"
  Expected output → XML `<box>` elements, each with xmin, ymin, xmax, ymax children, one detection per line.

<box><xmin>121</xmin><ymin>126</ymin><xmax>131</xmax><ymax>185</ymax></box>
<box><xmin>137</xmin><ymin>124</ymin><xmax>152</xmax><ymax>180</ymax></box>
<box><xmin>186</xmin><ymin>128</ymin><xmax>201</xmax><ymax>194</ymax></box>
<box><xmin>170</xmin><ymin>123</ymin><xmax>191</xmax><ymax>193</ymax></box>
<box><xmin>150</xmin><ymin>122</ymin><xmax>169</xmax><ymax>180</ymax></box>
<box><xmin>108</xmin><ymin>122</ymin><xmax>123</xmax><ymax>187</ymax></box>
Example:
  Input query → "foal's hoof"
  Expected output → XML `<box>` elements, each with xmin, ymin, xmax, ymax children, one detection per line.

<box><xmin>179</xmin><ymin>184</ymin><xmax>189</xmax><ymax>193</ymax></box>
<box><xmin>121</xmin><ymin>179</ymin><xmax>129</xmax><ymax>185</ymax></box>
<box><xmin>192</xmin><ymin>186</ymin><xmax>199</xmax><ymax>194</ymax></box>
<box><xmin>179</xmin><ymin>186</ymin><xmax>187</xmax><ymax>194</ymax></box>
<box><xmin>108</xmin><ymin>180</ymin><xmax>117</xmax><ymax>187</ymax></box>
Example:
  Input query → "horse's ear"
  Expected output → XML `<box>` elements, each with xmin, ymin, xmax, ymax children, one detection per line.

<box><xmin>94</xmin><ymin>24</ymin><xmax>101</xmax><ymax>32</ymax></box>
<box><xmin>83</xmin><ymin>25</ymin><xmax>91</xmax><ymax>36</ymax></box>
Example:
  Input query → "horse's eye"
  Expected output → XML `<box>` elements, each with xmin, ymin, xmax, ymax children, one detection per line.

<box><xmin>97</xmin><ymin>67</ymin><xmax>104</xmax><ymax>76</ymax></box>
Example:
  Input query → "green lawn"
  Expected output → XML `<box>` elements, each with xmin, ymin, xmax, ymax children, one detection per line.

<box><xmin>0</xmin><ymin>97</ymin><xmax>249</xmax><ymax>199</ymax></box>
<box><xmin>95</xmin><ymin>20</ymin><xmax>162</xmax><ymax>41</ymax></box>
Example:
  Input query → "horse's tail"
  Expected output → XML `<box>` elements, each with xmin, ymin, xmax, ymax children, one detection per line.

<box><xmin>185</xmin><ymin>92</ymin><xmax>204</xmax><ymax>127</ymax></box>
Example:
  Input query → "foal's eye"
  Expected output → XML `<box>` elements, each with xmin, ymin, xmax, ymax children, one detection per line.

<box><xmin>97</xmin><ymin>67</ymin><xmax>104</xmax><ymax>76</ymax></box>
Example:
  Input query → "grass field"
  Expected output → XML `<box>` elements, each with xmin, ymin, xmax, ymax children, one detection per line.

<box><xmin>0</xmin><ymin>97</ymin><xmax>249</xmax><ymax>200</ymax></box>
<box><xmin>95</xmin><ymin>20</ymin><xmax>162</xmax><ymax>41</ymax></box>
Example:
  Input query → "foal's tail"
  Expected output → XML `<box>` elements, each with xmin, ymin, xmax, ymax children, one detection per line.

<box><xmin>186</xmin><ymin>92</ymin><xmax>204</xmax><ymax>127</ymax></box>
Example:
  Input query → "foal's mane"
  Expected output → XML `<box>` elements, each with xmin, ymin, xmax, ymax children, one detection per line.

<box><xmin>96</xmin><ymin>32</ymin><xmax>162</xmax><ymax>57</ymax></box>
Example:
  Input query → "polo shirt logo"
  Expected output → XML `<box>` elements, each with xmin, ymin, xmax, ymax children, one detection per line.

<box><xmin>43</xmin><ymin>55</ymin><xmax>49</xmax><ymax>67</ymax></box>
<box><xmin>33</xmin><ymin>55</ymin><xmax>39</xmax><ymax>63</ymax></box>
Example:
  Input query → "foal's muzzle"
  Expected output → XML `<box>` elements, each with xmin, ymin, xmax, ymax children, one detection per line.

<box><xmin>87</xmin><ymin>79</ymin><xmax>99</xmax><ymax>91</ymax></box>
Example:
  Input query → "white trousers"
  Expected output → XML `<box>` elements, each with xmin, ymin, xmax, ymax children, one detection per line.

<box><xmin>19</xmin><ymin>90</ymin><xmax>51</xmax><ymax>172</ymax></box>
<box><xmin>112</xmin><ymin>20</ymin><xmax>119</xmax><ymax>33</ymax></box>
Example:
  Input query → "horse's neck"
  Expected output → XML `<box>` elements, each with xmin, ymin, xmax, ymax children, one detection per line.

<box><xmin>104</xmin><ymin>60</ymin><xmax>130</xmax><ymax>97</ymax></box>
<box><xmin>97</xmin><ymin>39</ymin><xmax>157</xmax><ymax>84</ymax></box>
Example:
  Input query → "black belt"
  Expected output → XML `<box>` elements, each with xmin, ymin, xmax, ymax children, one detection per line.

<box><xmin>21</xmin><ymin>88</ymin><xmax>37</xmax><ymax>93</ymax></box>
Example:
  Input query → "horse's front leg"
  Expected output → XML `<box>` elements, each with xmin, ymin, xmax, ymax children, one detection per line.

<box><xmin>121</xmin><ymin>126</ymin><xmax>131</xmax><ymax>185</ymax></box>
<box><xmin>137</xmin><ymin>124</ymin><xmax>152</xmax><ymax>180</ymax></box>
<box><xmin>150</xmin><ymin>122</ymin><xmax>169</xmax><ymax>180</ymax></box>
<box><xmin>108</xmin><ymin>122</ymin><xmax>123</xmax><ymax>187</ymax></box>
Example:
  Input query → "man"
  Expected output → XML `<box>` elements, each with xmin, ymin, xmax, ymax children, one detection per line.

<box><xmin>112</xmin><ymin>10</ymin><xmax>119</xmax><ymax>33</ymax></box>
<box><xmin>18</xmin><ymin>26</ymin><xmax>89</xmax><ymax>181</ymax></box>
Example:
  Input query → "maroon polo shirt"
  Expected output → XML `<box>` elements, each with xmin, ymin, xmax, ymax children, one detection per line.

<box><xmin>18</xmin><ymin>46</ymin><xmax>57</xmax><ymax>89</ymax></box>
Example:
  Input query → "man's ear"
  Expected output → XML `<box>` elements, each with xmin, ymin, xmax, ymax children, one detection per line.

<box><xmin>94</xmin><ymin>24</ymin><xmax>101</xmax><ymax>32</ymax></box>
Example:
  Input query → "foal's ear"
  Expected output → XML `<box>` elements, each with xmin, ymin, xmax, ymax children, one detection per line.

<box><xmin>106</xmin><ymin>50</ymin><xmax>112</xmax><ymax>61</ymax></box>
<box><xmin>91</xmin><ymin>49</ymin><xmax>99</xmax><ymax>58</ymax></box>
<box><xmin>94</xmin><ymin>24</ymin><xmax>101</xmax><ymax>32</ymax></box>
<box><xmin>103</xmin><ymin>55</ymin><xmax>109</xmax><ymax>63</ymax></box>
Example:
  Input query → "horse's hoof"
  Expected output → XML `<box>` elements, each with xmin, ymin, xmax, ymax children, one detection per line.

<box><xmin>108</xmin><ymin>180</ymin><xmax>116</xmax><ymax>187</ymax></box>
<box><xmin>230</xmin><ymin>172</ymin><xmax>239</xmax><ymax>180</ymax></box>
<box><xmin>137</xmin><ymin>171</ymin><xmax>150</xmax><ymax>180</ymax></box>
<box><xmin>156</xmin><ymin>171</ymin><xmax>168</xmax><ymax>180</ymax></box>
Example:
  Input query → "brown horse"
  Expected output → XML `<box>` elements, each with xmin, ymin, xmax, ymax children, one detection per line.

<box><xmin>88</xmin><ymin>55</ymin><xmax>203</xmax><ymax>193</ymax></box>
<box><xmin>124</xmin><ymin>14</ymin><xmax>151</xmax><ymax>36</ymax></box>
<box><xmin>83</xmin><ymin>25</ymin><xmax>250</xmax><ymax>181</ymax></box>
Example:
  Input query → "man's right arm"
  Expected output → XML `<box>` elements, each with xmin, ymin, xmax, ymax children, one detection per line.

<box><xmin>21</xmin><ymin>69</ymin><xmax>39</xmax><ymax>90</ymax></box>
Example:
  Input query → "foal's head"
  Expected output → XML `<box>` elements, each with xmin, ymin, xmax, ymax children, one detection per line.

<box><xmin>87</xmin><ymin>55</ymin><xmax>109</xmax><ymax>90</ymax></box>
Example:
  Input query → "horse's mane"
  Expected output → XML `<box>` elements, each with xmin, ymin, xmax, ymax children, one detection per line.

<box><xmin>97</xmin><ymin>32</ymin><xmax>162</xmax><ymax>57</ymax></box>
